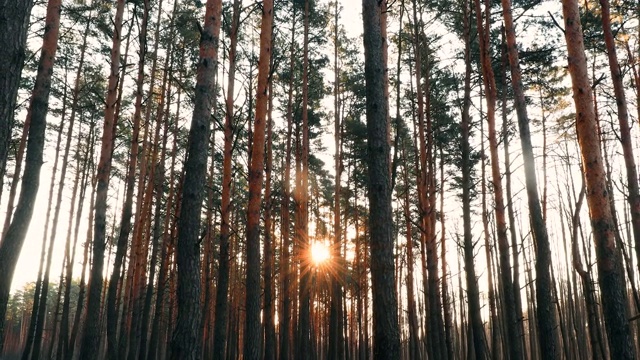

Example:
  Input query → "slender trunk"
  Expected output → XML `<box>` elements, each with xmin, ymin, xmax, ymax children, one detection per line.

<box><xmin>279</xmin><ymin>9</ymin><xmax>295</xmax><ymax>359</ymax></box>
<box><xmin>148</xmin><ymin>81</ymin><xmax>181</xmax><ymax>360</ymax></box>
<box><xmin>22</xmin><ymin>74</ymin><xmax>68</xmax><ymax>360</ymax></box>
<box><xmin>263</xmin><ymin>68</ymin><xmax>276</xmax><ymax>360</ymax></box>
<box><xmin>56</xmin><ymin>124</ymin><xmax>88</xmax><ymax>359</ymax></box>
<box><xmin>169</xmin><ymin>0</ymin><xmax>222</xmax><ymax>357</ymax></box>
<box><xmin>461</xmin><ymin>0</ymin><xmax>486</xmax><ymax>358</ymax></box>
<box><xmin>501</xmin><ymin>28</ymin><xmax>526</xmax><ymax>357</ymax></box>
<box><xmin>402</xmin><ymin>146</ymin><xmax>420</xmax><ymax>360</ymax></box>
<box><xmin>0</xmin><ymin>0</ymin><xmax>62</xmax><ymax>350</ymax></box>
<box><xmin>296</xmin><ymin>1</ymin><xmax>311</xmax><ymax>358</ymax></box>
<box><xmin>561</xmin><ymin>1</ymin><xmax>635</xmax><ymax>357</ymax></box>
<box><xmin>571</xmin><ymin>184</ymin><xmax>605</xmax><ymax>359</ymax></box>
<box><xmin>439</xmin><ymin>146</ymin><xmax>453</xmax><ymax>360</ymax></box>
<box><xmin>424</xmin><ymin>47</ymin><xmax>445</xmax><ymax>360</ymax></box>
<box><xmin>68</xmin><ymin>123</ymin><xmax>96</xmax><ymax>360</ymax></box>
<box><xmin>105</xmin><ymin>1</ymin><xmax>150</xmax><ymax>356</ymax></box>
<box><xmin>598</xmin><ymin>0</ymin><xmax>640</xmax><ymax>284</ymax></box>
<box><xmin>138</xmin><ymin>32</ymin><xmax>173</xmax><ymax>360</ymax></box>
<box><xmin>79</xmin><ymin>0</ymin><xmax>126</xmax><ymax>355</ymax></box>
<box><xmin>500</xmin><ymin>3</ymin><xmax>558</xmax><ymax>359</ymax></box>
<box><xmin>212</xmin><ymin>1</ymin><xmax>241</xmax><ymax>357</ymax></box>
<box><xmin>362</xmin><ymin>0</ymin><xmax>401</xmax><ymax>357</ymax></box>
<box><xmin>480</xmin><ymin>111</ymin><xmax>499</xmax><ymax>360</ymax></box>
<box><xmin>128</xmin><ymin>2</ymin><xmax>167</xmax><ymax>356</ymax></box>
<box><xmin>30</xmin><ymin>106</ymin><xmax>70</xmax><ymax>360</ymax></box>
<box><xmin>329</xmin><ymin>3</ymin><xmax>344</xmax><ymax>359</ymax></box>
<box><xmin>57</xmin><ymin>16</ymin><xmax>93</xmax><ymax>360</ymax></box>
<box><xmin>243</xmin><ymin>1</ymin><xmax>273</xmax><ymax>358</ymax></box>
<box><xmin>473</xmin><ymin>0</ymin><xmax>523</xmax><ymax>357</ymax></box>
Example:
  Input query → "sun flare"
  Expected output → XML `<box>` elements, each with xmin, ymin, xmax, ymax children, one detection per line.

<box><xmin>310</xmin><ymin>241</ymin><xmax>331</xmax><ymax>266</ymax></box>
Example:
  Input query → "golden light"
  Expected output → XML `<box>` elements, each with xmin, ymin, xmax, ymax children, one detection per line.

<box><xmin>310</xmin><ymin>241</ymin><xmax>331</xmax><ymax>266</ymax></box>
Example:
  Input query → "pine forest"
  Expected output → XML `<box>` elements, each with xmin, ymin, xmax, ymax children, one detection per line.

<box><xmin>0</xmin><ymin>0</ymin><xmax>640</xmax><ymax>359</ymax></box>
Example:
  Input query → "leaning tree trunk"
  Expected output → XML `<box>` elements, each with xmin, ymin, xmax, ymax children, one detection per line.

<box><xmin>473</xmin><ymin>0</ymin><xmax>526</xmax><ymax>357</ymax></box>
<box><xmin>169</xmin><ymin>0</ymin><xmax>222</xmax><ymax>358</ymax></box>
<box><xmin>0</xmin><ymin>0</ymin><xmax>61</xmax><ymax>351</ymax></box>
<box><xmin>362</xmin><ymin>0</ymin><xmax>401</xmax><ymax>357</ymax></box>
<box><xmin>78</xmin><ymin>0</ymin><xmax>126</xmax><ymax>356</ymax></box>
<box><xmin>22</xmin><ymin>76</ymin><xmax>67</xmax><ymax>360</ymax></box>
<box><xmin>499</xmin><ymin>1</ymin><xmax>556</xmax><ymax>358</ymax></box>
<box><xmin>561</xmin><ymin>0</ymin><xmax>635</xmax><ymax>358</ymax></box>
<box><xmin>67</xmin><ymin>122</ymin><xmax>96</xmax><ymax>360</ymax></box>
<box><xmin>106</xmin><ymin>0</ymin><xmax>151</xmax><ymax>357</ymax></box>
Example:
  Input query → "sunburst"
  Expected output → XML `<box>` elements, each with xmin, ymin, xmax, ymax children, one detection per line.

<box><xmin>310</xmin><ymin>241</ymin><xmax>331</xmax><ymax>266</ymax></box>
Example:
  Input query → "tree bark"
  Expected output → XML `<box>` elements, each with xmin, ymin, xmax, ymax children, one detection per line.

<box><xmin>499</xmin><ymin>1</ymin><xmax>556</xmax><ymax>358</ymax></box>
<box><xmin>105</xmin><ymin>0</ymin><xmax>151</xmax><ymax>355</ymax></box>
<box><xmin>296</xmin><ymin>1</ymin><xmax>311</xmax><ymax>358</ymax></box>
<box><xmin>461</xmin><ymin>0</ymin><xmax>487</xmax><ymax>358</ymax></box>
<box><xmin>212</xmin><ymin>1</ymin><xmax>241</xmax><ymax>357</ymax></box>
<box><xmin>148</xmin><ymin>78</ymin><xmax>181</xmax><ymax>360</ymax></box>
<box><xmin>0</xmin><ymin>0</ymin><xmax>61</xmax><ymax>351</ymax></box>
<box><xmin>362</xmin><ymin>0</ymin><xmax>401</xmax><ymax>357</ymax></box>
<box><xmin>279</xmin><ymin>8</ymin><xmax>295</xmax><ymax>359</ymax></box>
<box><xmin>0</xmin><ymin>0</ymin><xmax>33</xmax><ymax>204</ymax></box>
<box><xmin>263</xmin><ymin>69</ymin><xmax>276</xmax><ymax>360</ymax></box>
<box><xmin>598</xmin><ymin>0</ymin><xmax>640</xmax><ymax>287</ymax></box>
<box><xmin>329</xmin><ymin>3</ymin><xmax>344</xmax><ymax>359</ymax></box>
<box><xmin>243</xmin><ymin>1</ymin><xmax>273</xmax><ymax>358</ymax></box>
<box><xmin>561</xmin><ymin>0</ymin><xmax>635</xmax><ymax>358</ymax></box>
<box><xmin>78</xmin><ymin>0</ymin><xmax>126</xmax><ymax>356</ymax></box>
<box><xmin>169</xmin><ymin>0</ymin><xmax>222</xmax><ymax>357</ymax></box>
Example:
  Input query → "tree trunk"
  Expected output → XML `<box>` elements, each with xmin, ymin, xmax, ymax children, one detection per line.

<box><xmin>243</xmin><ymin>1</ymin><xmax>273</xmax><ymax>358</ymax></box>
<box><xmin>68</xmin><ymin>122</ymin><xmax>96</xmax><ymax>360</ymax></box>
<box><xmin>279</xmin><ymin>8</ymin><xmax>295</xmax><ymax>359</ymax></box>
<box><xmin>56</xmin><ymin>15</ymin><xmax>93</xmax><ymax>360</ymax></box>
<box><xmin>598</xmin><ymin>0</ymin><xmax>640</xmax><ymax>285</ymax></box>
<box><xmin>212</xmin><ymin>1</ymin><xmax>241</xmax><ymax>357</ymax></box>
<box><xmin>78</xmin><ymin>0</ymin><xmax>126</xmax><ymax>356</ymax></box>
<box><xmin>500</xmin><ymin>1</ymin><xmax>557</xmax><ymax>358</ymax></box>
<box><xmin>61</xmin><ymin>122</ymin><xmax>92</xmax><ymax>360</ymax></box>
<box><xmin>501</xmin><ymin>29</ymin><xmax>526</xmax><ymax>357</ymax></box>
<box><xmin>169</xmin><ymin>0</ymin><xmax>222</xmax><ymax>357</ymax></box>
<box><xmin>296</xmin><ymin>1</ymin><xmax>311</xmax><ymax>358</ymax></box>
<box><xmin>561</xmin><ymin>0</ymin><xmax>635</xmax><ymax>357</ymax></box>
<box><xmin>460</xmin><ymin>0</ymin><xmax>487</xmax><ymax>358</ymax></box>
<box><xmin>0</xmin><ymin>0</ymin><xmax>61</xmax><ymax>351</ymax></box>
<box><xmin>362</xmin><ymin>0</ymin><xmax>401</xmax><ymax>357</ymax></box>
<box><xmin>329</xmin><ymin>3</ymin><xmax>344</xmax><ymax>359</ymax></box>
<box><xmin>402</xmin><ymin>146</ymin><xmax>420</xmax><ymax>360</ymax></box>
<box><xmin>263</xmin><ymin>50</ymin><xmax>276</xmax><ymax>360</ymax></box>
<box><xmin>107</xmin><ymin>0</ymin><xmax>150</xmax><ymax>356</ymax></box>
<box><xmin>480</xmin><ymin>112</ymin><xmax>499</xmax><ymax>360</ymax></box>
<box><xmin>473</xmin><ymin>0</ymin><xmax>524</xmax><ymax>357</ymax></box>
<box><xmin>22</xmin><ymin>74</ymin><xmax>68</xmax><ymax>360</ymax></box>
<box><xmin>0</xmin><ymin>0</ymin><xmax>33</xmax><ymax>202</ymax></box>
<box><xmin>148</xmin><ymin>79</ymin><xmax>181</xmax><ymax>360</ymax></box>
